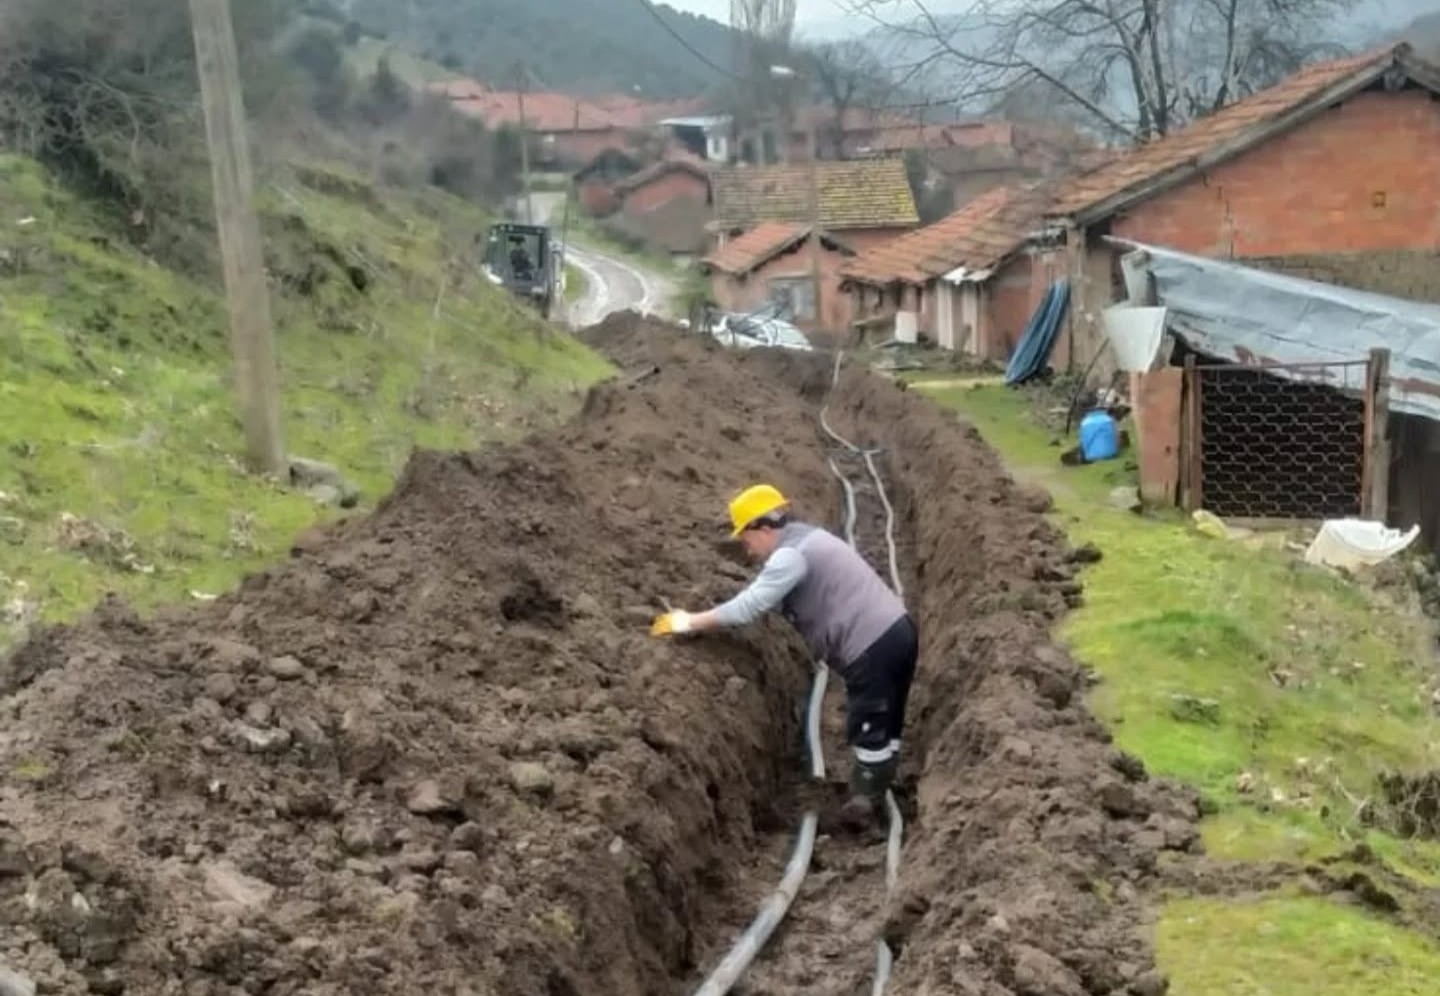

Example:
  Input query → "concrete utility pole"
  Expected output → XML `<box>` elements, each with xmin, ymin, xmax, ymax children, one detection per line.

<box><xmin>188</xmin><ymin>0</ymin><xmax>285</xmax><ymax>475</ymax></box>
<box><xmin>515</xmin><ymin>62</ymin><xmax>533</xmax><ymax>224</ymax></box>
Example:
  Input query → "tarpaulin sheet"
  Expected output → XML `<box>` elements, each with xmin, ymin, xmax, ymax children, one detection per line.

<box><xmin>1109</xmin><ymin>238</ymin><xmax>1440</xmax><ymax>423</ymax></box>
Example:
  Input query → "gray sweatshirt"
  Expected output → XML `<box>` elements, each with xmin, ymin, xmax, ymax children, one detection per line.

<box><xmin>712</xmin><ymin>521</ymin><xmax>906</xmax><ymax>670</ymax></box>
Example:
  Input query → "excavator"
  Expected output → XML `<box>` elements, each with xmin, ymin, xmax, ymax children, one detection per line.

<box><xmin>481</xmin><ymin>221</ymin><xmax>557</xmax><ymax>319</ymax></box>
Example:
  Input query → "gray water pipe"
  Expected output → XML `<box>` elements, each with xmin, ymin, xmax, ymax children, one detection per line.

<box><xmin>820</xmin><ymin>349</ymin><xmax>907</xmax><ymax>996</ymax></box>
<box><xmin>688</xmin><ymin>656</ymin><xmax>828</xmax><ymax>996</ymax></box>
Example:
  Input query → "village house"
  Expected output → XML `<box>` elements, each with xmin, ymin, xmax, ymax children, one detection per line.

<box><xmin>840</xmin><ymin>185</ymin><xmax>1057</xmax><ymax>358</ymax></box>
<box><xmin>1046</xmin><ymin>42</ymin><xmax>1440</xmax><ymax>374</ymax></box>
<box><xmin>429</xmin><ymin>80</ymin><xmax>700</xmax><ymax>167</ymax></box>
<box><xmin>700</xmin><ymin>222</ymin><xmax>858</xmax><ymax>333</ymax></box>
<box><xmin>705</xmin><ymin>158</ymin><xmax>920</xmax><ymax>335</ymax></box>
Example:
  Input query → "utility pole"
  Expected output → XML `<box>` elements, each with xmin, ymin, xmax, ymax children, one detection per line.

<box><xmin>188</xmin><ymin>0</ymin><xmax>285</xmax><ymax>475</ymax></box>
<box><xmin>807</xmin><ymin>115</ymin><xmax>821</xmax><ymax>330</ymax></box>
<box><xmin>515</xmin><ymin>62</ymin><xmax>533</xmax><ymax>224</ymax></box>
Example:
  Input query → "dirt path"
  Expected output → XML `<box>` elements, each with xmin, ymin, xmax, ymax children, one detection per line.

<box><xmin>527</xmin><ymin>190</ymin><xmax>676</xmax><ymax>325</ymax></box>
<box><xmin>0</xmin><ymin>317</ymin><xmax>1202</xmax><ymax>996</ymax></box>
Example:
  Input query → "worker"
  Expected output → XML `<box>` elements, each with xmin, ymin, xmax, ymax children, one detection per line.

<box><xmin>650</xmin><ymin>484</ymin><xmax>919</xmax><ymax>828</ymax></box>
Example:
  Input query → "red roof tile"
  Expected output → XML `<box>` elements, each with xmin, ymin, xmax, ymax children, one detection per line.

<box><xmin>428</xmin><ymin>81</ymin><xmax>701</xmax><ymax>133</ymax></box>
<box><xmin>702</xmin><ymin>222</ymin><xmax>812</xmax><ymax>276</ymax></box>
<box><xmin>841</xmin><ymin>186</ymin><xmax>1051</xmax><ymax>287</ymax></box>
<box><xmin>613</xmin><ymin>154</ymin><xmax>711</xmax><ymax>195</ymax></box>
<box><xmin>1053</xmin><ymin>45</ymin><xmax>1421</xmax><ymax>221</ymax></box>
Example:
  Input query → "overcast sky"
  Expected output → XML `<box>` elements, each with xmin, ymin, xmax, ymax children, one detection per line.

<box><xmin>659</xmin><ymin>0</ymin><xmax>962</xmax><ymax>32</ymax></box>
<box><xmin>659</xmin><ymin>0</ymin><xmax>1423</xmax><ymax>33</ymax></box>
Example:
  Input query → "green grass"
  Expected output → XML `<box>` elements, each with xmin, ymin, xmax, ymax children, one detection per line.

<box><xmin>917</xmin><ymin>377</ymin><xmax>1440</xmax><ymax>983</ymax></box>
<box><xmin>1159</xmin><ymin>896</ymin><xmax>1440</xmax><ymax>995</ymax></box>
<box><xmin>565</xmin><ymin>263</ymin><xmax>586</xmax><ymax>304</ymax></box>
<box><xmin>0</xmin><ymin>154</ymin><xmax>612</xmax><ymax>646</ymax></box>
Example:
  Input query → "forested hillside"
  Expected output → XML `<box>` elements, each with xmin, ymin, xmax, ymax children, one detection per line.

<box><xmin>339</xmin><ymin>0</ymin><xmax>736</xmax><ymax>96</ymax></box>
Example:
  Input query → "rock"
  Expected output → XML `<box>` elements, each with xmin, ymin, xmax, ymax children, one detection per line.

<box><xmin>340</xmin><ymin>823</ymin><xmax>378</xmax><ymax>856</ymax></box>
<box><xmin>1015</xmin><ymin>483</ymin><xmax>1054</xmax><ymax>514</ymax></box>
<box><xmin>0</xmin><ymin>967</ymin><xmax>36</xmax><ymax>996</ymax></box>
<box><xmin>231</xmin><ymin>723</ymin><xmax>291</xmax><ymax>754</ymax></box>
<box><xmin>449</xmin><ymin>822</ymin><xmax>490</xmax><ymax>854</ymax></box>
<box><xmin>480</xmin><ymin>883</ymin><xmax>512</xmax><ymax>910</ymax></box>
<box><xmin>203</xmin><ymin>862</ymin><xmax>274</xmax><ymax>911</ymax></box>
<box><xmin>0</xmin><ymin>830</ymin><xmax>30</xmax><ymax>877</ymax></box>
<box><xmin>570</xmin><ymin>592</ymin><xmax>602</xmax><ymax>618</ymax></box>
<box><xmin>289</xmin><ymin>457</ymin><xmax>345</xmax><ymax>489</ymax></box>
<box><xmin>244</xmin><ymin>701</ymin><xmax>274</xmax><ymax>727</ymax></box>
<box><xmin>266</xmin><ymin>656</ymin><xmax>306</xmax><ymax>680</ymax></box>
<box><xmin>399</xmin><ymin>849</ymin><xmax>443</xmax><ymax>874</ymax></box>
<box><xmin>406</xmin><ymin>779</ymin><xmax>460</xmax><ymax>816</ymax></box>
<box><xmin>1097</xmin><ymin>780</ymin><xmax>1150</xmax><ymax>819</ymax></box>
<box><xmin>202</xmin><ymin>673</ymin><xmax>239</xmax><ymax>703</ymax></box>
<box><xmin>1011</xmin><ymin>944</ymin><xmax>1086</xmax><ymax>996</ymax></box>
<box><xmin>207</xmin><ymin>638</ymin><xmax>261</xmax><ymax>673</ymax></box>
<box><xmin>509</xmin><ymin>761</ymin><xmax>554</xmax><ymax>796</ymax></box>
<box><xmin>1131</xmin><ymin>970</ymin><xmax>1169</xmax><ymax>996</ymax></box>
<box><xmin>443</xmin><ymin>850</ymin><xmax>483</xmax><ymax>881</ymax></box>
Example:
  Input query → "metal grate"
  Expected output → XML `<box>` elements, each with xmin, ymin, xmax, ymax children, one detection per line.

<box><xmin>1193</xmin><ymin>362</ymin><xmax>1369</xmax><ymax>519</ymax></box>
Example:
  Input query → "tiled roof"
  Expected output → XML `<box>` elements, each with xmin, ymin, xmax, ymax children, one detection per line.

<box><xmin>702</xmin><ymin>222</ymin><xmax>811</xmax><ymax>275</ymax></box>
<box><xmin>711</xmin><ymin>159</ymin><xmax>919</xmax><ymax>231</ymax></box>
<box><xmin>428</xmin><ymin>81</ymin><xmax>700</xmax><ymax>133</ymax></box>
<box><xmin>1053</xmin><ymin>45</ymin><xmax>1419</xmax><ymax>221</ymax></box>
<box><xmin>613</xmin><ymin>155</ymin><xmax>711</xmax><ymax>195</ymax></box>
<box><xmin>841</xmin><ymin>186</ymin><xmax>1051</xmax><ymax>287</ymax></box>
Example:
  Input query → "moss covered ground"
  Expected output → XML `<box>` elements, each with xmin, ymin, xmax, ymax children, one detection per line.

<box><xmin>914</xmin><ymin>376</ymin><xmax>1440</xmax><ymax>991</ymax></box>
<box><xmin>0</xmin><ymin>154</ymin><xmax>611</xmax><ymax>646</ymax></box>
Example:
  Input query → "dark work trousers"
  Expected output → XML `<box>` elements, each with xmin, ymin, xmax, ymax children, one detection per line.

<box><xmin>841</xmin><ymin>614</ymin><xmax>919</xmax><ymax>763</ymax></box>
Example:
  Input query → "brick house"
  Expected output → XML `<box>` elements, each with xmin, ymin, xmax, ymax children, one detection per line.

<box><xmin>613</xmin><ymin>157</ymin><xmax>710</xmax><ymax>217</ymax></box>
<box><xmin>707</xmin><ymin>159</ymin><xmax>920</xmax><ymax>335</ymax></box>
<box><xmin>573</xmin><ymin>149</ymin><xmax>643</xmax><ymax>216</ymax></box>
<box><xmin>699</xmin><ymin>222</ymin><xmax>858</xmax><ymax>335</ymax></box>
<box><xmin>841</xmin><ymin>186</ymin><xmax>1057</xmax><ymax>357</ymax></box>
<box><xmin>1045</xmin><ymin>43</ymin><xmax>1440</xmax><ymax>373</ymax></box>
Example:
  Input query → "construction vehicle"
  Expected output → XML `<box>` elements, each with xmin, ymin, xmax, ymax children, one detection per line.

<box><xmin>481</xmin><ymin>222</ymin><xmax>556</xmax><ymax>319</ymax></box>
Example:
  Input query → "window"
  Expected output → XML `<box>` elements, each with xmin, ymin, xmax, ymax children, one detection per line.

<box><xmin>769</xmin><ymin>277</ymin><xmax>816</xmax><ymax>321</ymax></box>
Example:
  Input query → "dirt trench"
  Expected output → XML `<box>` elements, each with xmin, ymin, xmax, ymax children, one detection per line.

<box><xmin>0</xmin><ymin>313</ymin><xmax>1199</xmax><ymax>996</ymax></box>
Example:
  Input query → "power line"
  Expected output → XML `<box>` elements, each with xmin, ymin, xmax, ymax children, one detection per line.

<box><xmin>631</xmin><ymin>0</ymin><xmax>743</xmax><ymax>80</ymax></box>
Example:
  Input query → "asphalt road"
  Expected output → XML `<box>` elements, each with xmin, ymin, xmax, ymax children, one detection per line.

<box><xmin>524</xmin><ymin>192</ymin><xmax>677</xmax><ymax>328</ymax></box>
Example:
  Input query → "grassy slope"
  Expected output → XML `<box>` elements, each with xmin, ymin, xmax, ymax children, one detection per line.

<box><xmin>914</xmin><ymin>377</ymin><xmax>1440</xmax><ymax>992</ymax></box>
<box><xmin>0</xmin><ymin>154</ymin><xmax>611</xmax><ymax>646</ymax></box>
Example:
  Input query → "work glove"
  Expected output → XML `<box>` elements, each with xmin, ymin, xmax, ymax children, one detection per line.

<box><xmin>650</xmin><ymin>610</ymin><xmax>693</xmax><ymax>637</ymax></box>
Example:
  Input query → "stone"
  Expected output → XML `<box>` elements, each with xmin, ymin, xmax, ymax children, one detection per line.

<box><xmin>244</xmin><ymin>701</ymin><xmax>274</xmax><ymax>727</ymax></box>
<box><xmin>340</xmin><ymin>823</ymin><xmax>378</xmax><ymax>856</ymax></box>
<box><xmin>449</xmin><ymin>822</ymin><xmax>490</xmax><ymax>854</ymax></box>
<box><xmin>570</xmin><ymin>592</ymin><xmax>602</xmax><ymax>618</ymax></box>
<box><xmin>232</xmin><ymin>723</ymin><xmax>291</xmax><ymax>753</ymax></box>
<box><xmin>1131</xmin><ymin>970</ymin><xmax>1169</xmax><ymax>996</ymax></box>
<box><xmin>0</xmin><ymin>967</ymin><xmax>36</xmax><ymax>996</ymax></box>
<box><xmin>202</xmin><ymin>673</ymin><xmax>239</xmax><ymax>703</ymax></box>
<box><xmin>1011</xmin><ymin>944</ymin><xmax>1086</xmax><ymax>996</ymax></box>
<box><xmin>1097</xmin><ymin>780</ymin><xmax>1150</xmax><ymax>819</ymax></box>
<box><xmin>509</xmin><ymin>761</ymin><xmax>554</xmax><ymax>796</ymax></box>
<box><xmin>266</xmin><ymin>656</ymin><xmax>306</xmax><ymax>680</ymax></box>
<box><xmin>406</xmin><ymin>779</ymin><xmax>460</xmax><ymax>816</ymax></box>
<box><xmin>203</xmin><ymin>862</ymin><xmax>274</xmax><ymax>911</ymax></box>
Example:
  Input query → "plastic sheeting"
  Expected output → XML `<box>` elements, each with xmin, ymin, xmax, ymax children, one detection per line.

<box><xmin>1004</xmin><ymin>280</ymin><xmax>1070</xmax><ymax>386</ymax></box>
<box><xmin>1108</xmin><ymin>238</ymin><xmax>1440</xmax><ymax>423</ymax></box>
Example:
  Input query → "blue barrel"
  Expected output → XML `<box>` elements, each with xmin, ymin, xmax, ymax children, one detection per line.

<box><xmin>1078</xmin><ymin>410</ymin><xmax>1120</xmax><ymax>463</ymax></box>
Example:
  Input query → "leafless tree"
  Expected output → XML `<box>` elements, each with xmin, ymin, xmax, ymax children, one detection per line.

<box><xmin>845</xmin><ymin>0</ymin><xmax>1356</xmax><ymax>140</ymax></box>
<box><xmin>804</xmin><ymin>40</ymin><xmax>893</xmax><ymax>157</ymax></box>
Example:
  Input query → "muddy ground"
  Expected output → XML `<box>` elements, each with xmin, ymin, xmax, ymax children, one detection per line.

<box><xmin>0</xmin><ymin>313</ymin><xmax>1198</xmax><ymax>995</ymax></box>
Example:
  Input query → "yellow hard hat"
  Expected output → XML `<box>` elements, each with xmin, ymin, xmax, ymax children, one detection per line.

<box><xmin>729</xmin><ymin>484</ymin><xmax>788</xmax><ymax>537</ymax></box>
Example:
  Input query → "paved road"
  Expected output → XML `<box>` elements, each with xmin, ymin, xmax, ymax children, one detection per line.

<box><xmin>525</xmin><ymin>192</ymin><xmax>677</xmax><ymax>327</ymax></box>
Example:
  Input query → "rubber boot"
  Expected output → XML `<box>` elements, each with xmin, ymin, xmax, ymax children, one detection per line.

<box><xmin>838</xmin><ymin>755</ymin><xmax>897</xmax><ymax>832</ymax></box>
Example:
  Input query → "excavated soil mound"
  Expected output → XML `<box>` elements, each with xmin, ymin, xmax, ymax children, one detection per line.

<box><xmin>1</xmin><ymin>311</ymin><xmax>1199</xmax><ymax>996</ymax></box>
